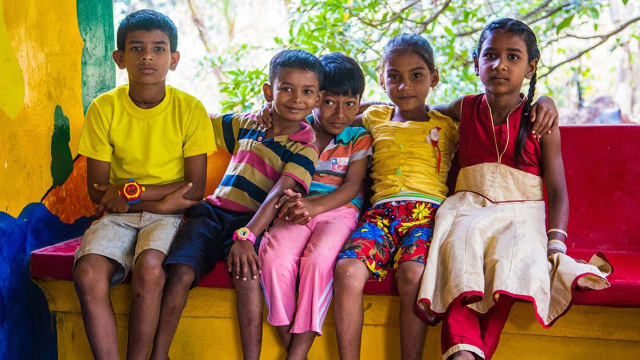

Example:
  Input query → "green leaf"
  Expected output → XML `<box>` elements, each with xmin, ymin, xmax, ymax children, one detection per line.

<box><xmin>443</xmin><ymin>26</ymin><xmax>454</xmax><ymax>37</ymax></box>
<box><xmin>556</xmin><ymin>15</ymin><xmax>574</xmax><ymax>34</ymax></box>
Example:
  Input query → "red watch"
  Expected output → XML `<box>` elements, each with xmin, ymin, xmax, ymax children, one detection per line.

<box><xmin>119</xmin><ymin>178</ymin><xmax>145</xmax><ymax>204</ymax></box>
<box><xmin>233</xmin><ymin>227</ymin><xmax>257</xmax><ymax>245</ymax></box>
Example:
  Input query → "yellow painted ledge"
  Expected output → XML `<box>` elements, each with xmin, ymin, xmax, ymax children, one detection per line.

<box><xmin>35</xmin><ymin>280</ymin><xmax>640</xmax><ymax>359</ymax></box>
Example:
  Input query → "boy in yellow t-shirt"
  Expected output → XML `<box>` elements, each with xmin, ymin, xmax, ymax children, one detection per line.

<box><xmin>73</xmin><ymin>10</ymin><xmax>215</xmax><ymax>360</ymax></box>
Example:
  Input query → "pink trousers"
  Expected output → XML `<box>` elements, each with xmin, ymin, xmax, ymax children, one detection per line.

<box><xmin>259</xmin><ymin>205</ymin><xmax>359</xmax><ymax>335</ymax></box>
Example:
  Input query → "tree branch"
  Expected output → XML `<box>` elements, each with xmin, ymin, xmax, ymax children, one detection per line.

<box><xmin>528</xmin><ymin>2</ymin><xmax>571</xmax><ymax>25</ymax></box>
<box><xmin>185</xmin><ymin>0</ymin><xmax>228</xmax><ymax>83</ymax></box>
<box><xmin>417</xmin><ymin>0</ymin><xmax>452</xmax><ymax>33</ymax></box>
<box><xmin>521</xmin><ymin>0</ymin><xmax>553</xmax><ymax>21</ymax></box>
<box><xmin>354</xmin><ymin>0</ymin><xmax>421</xmax><ymax>28</ymax></box>
<box><xmin>540</xmin><ymin>14</ymin><xmax>640</xmax><ymax>78</ymax></box>
<box><xmin>186</xmin><ymin>0</ymin><xmax>211</xmax><ymax>53</ymax></box>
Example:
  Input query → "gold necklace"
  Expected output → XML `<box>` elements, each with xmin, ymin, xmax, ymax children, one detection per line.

<box><xmin>486</xmin><ymin>105</ymin><xmax>511</xmax><ymax>164</ymax></box>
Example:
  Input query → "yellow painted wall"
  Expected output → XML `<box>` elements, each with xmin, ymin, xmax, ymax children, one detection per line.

<box><xmin>36</xmin><ymin>280</ymin><xmax>640</xmax><ymax>359</ymax></box>
<box><xmin>0</xmin><ymin>0</ymin><xmax>84</xmax><ymax>216</ymax></box>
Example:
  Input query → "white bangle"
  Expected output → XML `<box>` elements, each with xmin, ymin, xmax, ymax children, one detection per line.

<box><xmin>546</xmin><ymin>228</ymin><xmax>568</xmax><ymax>238</ymax></box>
<box><xmin>547</xmin><ymin>239</ymin><xmax>567</xmax><ymax>254</ymax></box>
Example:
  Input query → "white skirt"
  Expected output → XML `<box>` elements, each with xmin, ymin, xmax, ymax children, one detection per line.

<box><xmin>417</xmin><ymin>191</ymin><xmax>611</xmax><ymax>327</ymax></box>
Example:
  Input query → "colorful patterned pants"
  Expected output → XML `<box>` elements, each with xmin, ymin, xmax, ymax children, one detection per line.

<box><xmin>338</xmin><ymin>200</ymin><xmax>438</xmax><ymax>278</ymax></box>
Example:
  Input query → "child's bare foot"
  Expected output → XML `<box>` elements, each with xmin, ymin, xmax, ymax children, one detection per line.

<box><xmin>451</xmin><ymin>350</ymin><xmax>476</xmax><ymax>360</ymax></box>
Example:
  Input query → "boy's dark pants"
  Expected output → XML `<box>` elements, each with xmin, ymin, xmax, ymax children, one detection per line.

<box><xmin>164</xmin><ymin>201</ymin><xmax>254</xmax><ymax>286</ymax></box>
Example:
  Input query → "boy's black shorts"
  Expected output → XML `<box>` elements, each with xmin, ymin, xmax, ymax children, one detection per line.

<box><xmin>164</xmin><ymin>201</ymin><xmax>257</xmax><ymax>287</ymax></box>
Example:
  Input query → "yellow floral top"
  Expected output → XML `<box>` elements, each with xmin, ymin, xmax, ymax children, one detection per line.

<box><xmin>362</xmin><ymin>105</ymin><xmax>459</xmax><ymax>205</ymax></box>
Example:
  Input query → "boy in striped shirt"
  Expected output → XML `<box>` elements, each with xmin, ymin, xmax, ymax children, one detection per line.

<box><xmin>150</xmin><ymin>50</ymin><xmax>322</xmax><ymax>360</ymax></box>
<box><xmin>255</xmin><ymin>53</ymin><xmax>373</xmax><ymax>359</ymax></box>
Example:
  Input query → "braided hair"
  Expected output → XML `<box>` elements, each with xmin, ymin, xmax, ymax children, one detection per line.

<box><xmin>475</xmin><ymin>18</ymin><xmax>540</xmax><ymax>163</ymax></box>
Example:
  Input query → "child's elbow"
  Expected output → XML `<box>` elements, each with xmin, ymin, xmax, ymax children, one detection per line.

<box><xmin>188</xmin><ymin>183</ymin><xmax>206</xmax><ymax>201</ymax></box>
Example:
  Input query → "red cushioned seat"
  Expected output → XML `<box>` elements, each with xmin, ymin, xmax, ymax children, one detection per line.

<box><xmin>30</xmin><ymin>240</ymin><xmax>640</xmax><ymax>304</ymax></box>
<box><xmin>29</xmin><ymin>237</ymin><xmax>395</xmax><ymax>294</ymax></box>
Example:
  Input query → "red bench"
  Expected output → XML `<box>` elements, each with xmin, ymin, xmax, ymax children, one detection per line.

<box><xmin>31</xmin><ymin>125</ymin><xmax>640</xmax><ymax>306</ymax></box>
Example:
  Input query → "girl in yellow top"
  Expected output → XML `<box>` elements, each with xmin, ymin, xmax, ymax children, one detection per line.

<box><xmin>333</xmin><ymin>33</ymin><xmax>457</xmax><ymax>360</ymax></box>
<box><xmin>332</xmin><ymin>34</ymin><xmax>558</xmax><ymax>360</ymax></box>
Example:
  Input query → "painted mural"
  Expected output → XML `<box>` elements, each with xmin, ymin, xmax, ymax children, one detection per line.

<box><xmin>0</xmin><ymin>1</ymin><xmax>232</xmax><ymax>357</ymax></box>
<box><xmin>0</xmin><ymin>0</ymin><xmax>114</xmax><ymax>358</ymax></box>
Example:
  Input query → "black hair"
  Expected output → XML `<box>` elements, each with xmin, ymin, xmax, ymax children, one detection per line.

<box><xmin>269</xmin><ymin>49</ymin><xmax>324</xmax><ymax>86</ymax></box>
<box><xmin>475</xmin><ymin>18</ymin><xmax>540</xmax><ymax>163</ymax></box>
<box><xmin>117</xmin><ymin>9</ymin><xmax>178</xmax><ymax>52</ymax></box>
<box><xmin>319</xmin><ymin>53</ymin><xmax>365</xmax><ymax>98</ymax></box>
<box><xmin>382</xmin><ymin>33</ymin><xmax>436</xmax><ymax>72</ymax></box>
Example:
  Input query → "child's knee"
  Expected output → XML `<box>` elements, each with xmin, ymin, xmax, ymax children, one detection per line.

<box><xmin>334</xmin><ymin>259</ymin><xmax>367</xmax><ymax>290</ymax></box>
<box><xmin>259</xmin><ymin>250</ymin><xmax>282</xmax><ymax>272</ymax></box>
<box><xmin>73</xmin><ymin>258</ymin><xmax>112</xmax><ymax>296</ymax></box>
<box><xmin>232</xmin><ymin>277</ymin><xmax>261</xmax><ymax>295</ymax></box>
<box><xmin>396</xmin><ymin>261</ymin><xmax>425</xmax><ymax>296</ymax></box>
<box><xmin>132</xmin><ymin>259</ymin><xmax>166</xmax><ymax>293</ymax></box>
<box><xmin>166</xmin><ymin>263</ymin><xmax>196</xmax><ymax>288</ymax></box>
<box><xmin>300</xmin><ymin>252</ymin><xmax>332</xmax><ymax>273</ymax></box>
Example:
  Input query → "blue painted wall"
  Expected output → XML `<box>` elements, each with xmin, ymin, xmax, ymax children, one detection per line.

<box><xmin>0</xmin><ymin>204</ymin><xmax>91</xmax><ymax>359</ymax></box>
<box><xmin>0</xmin><ymin>0</ymin><xmax>113</xmax><ymax>358</ymax></box>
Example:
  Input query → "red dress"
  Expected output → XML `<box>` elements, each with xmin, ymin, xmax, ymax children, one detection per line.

<box><xmin>417</xmin><ymin>94</ymin><xmax>612</xmax><ymax>360</ymax></box>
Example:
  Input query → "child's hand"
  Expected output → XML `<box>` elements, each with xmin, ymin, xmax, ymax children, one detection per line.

<box><xmin>530</xmin><ymin>97</ymin><xmax>559</xmax><ymax>137</ymax></box>
<box><xmin>275</xmin><ymin>188</ymin><xmax>302</xmax><ymax>216</ymax></box>
<box><xmin>281</xmin><ymin>197</ymin><xmax>318</xmax><ymax>225</ymax></box>
<box><xmin>94</xmin><ymin>183</ymin><xmax>129</xmax><ymax>214</ymax></box>
<box><xmin>227</xmin><ymin>240</ymin><xmax>261</xmax><ymax>281</ymax></box>
<box><xmin>254</xmin><ymin>102</ymin><xmax>273</xmax><ymax>130</ymax></box>
<box><xmin>275</xmin><ymin>188</ymin><xmax>315</xmax><ymax>223</ymax></box>
<box><xmin>275</xmin><ymin>189</ymin><xmax>320</xmax><ymax>225</ymax></box>
<box><xmin>158</xmin><ymin>183</ymin><xmax>200</xmax><ymax>213</ymax></box>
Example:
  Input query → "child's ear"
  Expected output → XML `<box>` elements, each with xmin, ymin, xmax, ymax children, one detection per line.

<box><xmin>315</xmin><ymin>90</ymin><xmax>324</xmax><ymax>107</ymax></box>
<box><xmin>112</xmin><ymin>50</ymin><xmax>125</xmax><ymax>69</ymax></box>
<box><xmin>526</xmin><ymin>58</ymin><xmax>538</xmax><ymax>79</ymax></box>
<box><xmin>473</xmin><ymin>56</ymin><xmax>480</xmax><ymax>76</ymax></box>
<box><xmin>430</xmin><ymin>68</ymin><xmax>440</xmax><ymax>88</ymax></box>
<box><xmin>169</xmin><ymin>51</ymin><xmax>180</xmax><ymax>71</ymax></box>
<box><xmin>263</xmin><ymin>83</ymin><xmax>273</xmax><ymax>102</ymax></box>
<box><xmin>378</xmin><ymin>70</ymin><xmax>385</xmax><ymax>90</ymax></box>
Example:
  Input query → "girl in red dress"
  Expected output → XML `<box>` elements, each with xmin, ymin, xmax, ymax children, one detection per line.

<box><xmin>417</xmin><ymin>18</ymin><xmax>611</xmax><ymax>360</ymax></box>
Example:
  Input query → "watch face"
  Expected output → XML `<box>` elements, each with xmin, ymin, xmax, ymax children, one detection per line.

<box><xmin>124</xmin><ymin>183</ymin><xmax>140</xmax><ymax>197</ymax></box>
<box><xmin>238</xmin><ymin>228</ymin><xmax>249</xmax><ymax>238</ymax></box>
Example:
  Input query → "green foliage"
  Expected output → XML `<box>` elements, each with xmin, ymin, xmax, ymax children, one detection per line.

<box><xmin>212</xmin><ymin>0</ymin><xmax>639</xmax><ymax>112</ymax></box>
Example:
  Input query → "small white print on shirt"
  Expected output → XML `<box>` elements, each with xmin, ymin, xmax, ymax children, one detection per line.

<box><xmin>330</xmin><ymin>157</ymin><xmax>349</xmax><ymax>172</ymax></box>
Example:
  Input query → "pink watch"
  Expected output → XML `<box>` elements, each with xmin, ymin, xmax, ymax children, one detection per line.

<box><xmin>233</xmin><ymin>227</ymin><xmax>256</xmax><ymax>244</ymax></box>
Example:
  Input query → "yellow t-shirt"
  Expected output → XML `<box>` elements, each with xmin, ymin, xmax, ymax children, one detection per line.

<box><xmin>77</xmin><ymin>85</ymin><xmax>215</xmax><ymax>185</ymax></box>
<box><xmin>363</xmin><ymin>105</ymin><xmax>459</xmax><ymax>204</ymax></box>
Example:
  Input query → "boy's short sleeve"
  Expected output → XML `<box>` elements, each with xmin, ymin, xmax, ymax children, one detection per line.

<box><xmin>183</xmin><ymin>101</ymin><xmax>216</xmax><ymax>157</ymax></box>
<box><xmin>282</xmin><ymin>146</ymin><xmax>319</xmax><ymax>195</ymax></box>
<box><xmin>77</xmin><ymin>101</ymin><xmax>113</xmax><ymax>162</ymax></box>
<box><xmin>211</xmin><ymin>113</ymin><xmax>242</xmax><ymax>153</ymax></box>
<box><xmin>349</xmin><ymin>128</ymin><xmax>373</xmax><ymax>162</ymax></box>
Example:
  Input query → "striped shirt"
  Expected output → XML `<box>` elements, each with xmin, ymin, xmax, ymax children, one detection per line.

<box><xmin>206</xmin><ymin>113</ymin><xmax>318</xmax><ymax>213</ymax></box>
<box><xmin>307</xmin><ymin>116</ymin><xmax>372</xmax><ymax>210</ymax></box>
